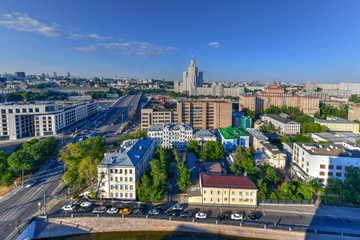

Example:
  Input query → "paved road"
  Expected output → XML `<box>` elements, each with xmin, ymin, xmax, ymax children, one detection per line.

<box><xmin>0</xmin><ymin>159</ymin><xmax>65</xmax><ymax>240</ymax></box>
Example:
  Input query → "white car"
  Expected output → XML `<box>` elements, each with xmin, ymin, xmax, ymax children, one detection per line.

<box><xmin>106</xmin><ymin>208</ymin><xmax>119</xmax><ymax>214</ymax></box>
<box><xmin>26</xmin><ymin>180</ymin><xmax>36</xmax><ymax>188</ymax></box>
<box><xmin>172</xmin><ymin>204</ymin><xmax>184</xmax><ymax>211</ymax></box>
<box><xmin>148</xmin><ymin>209</ymin><xmax>160</xmax><ymax>215</ymax></box>
<box><xmin>195</xmin><ymin>212</ymin><xmax>207</xmax><ymax>219</ymax></box>
<box><xmin>80</xmin><ymin>201</ymin><xmax>92</xmax><ymax>208</ymax></box>
<box><xmin>61</xmin><ymin>204</ymin><xmax>76</xmax><ymax>211</ymax></box>
<box><xmin>231</xmin><ymin>213</ymin><xmax>243</xmax><ymax>220</ymax></box>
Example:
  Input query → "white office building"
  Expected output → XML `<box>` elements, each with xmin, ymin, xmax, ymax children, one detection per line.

<box><xmin>292</xmin><ymin>142</ymin><xmax>360</xmax><ymax>185</ymax></box>
<box><xmin>147</xmin><ymin>123</ymin><xmax>193</xmax><ymax>149</ymax></box>
<box><xmin>261</xmin><ymin>113</ymin><xmax>301</xmax><ymax>135</ymax></box>
<box><xmin>97</xmin><ymin>139</ymin><xmax>156</xmax><ymax>200</ymax></box>
<box><xmin>0</xmin><ymin>101</ymin><xmax>98</xmax><ymax>141</ymax></box>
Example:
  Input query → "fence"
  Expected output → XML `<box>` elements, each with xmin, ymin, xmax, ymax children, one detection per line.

<box><xmin>258</xmin><ymin>199</ymin><xmax>316</xmax><ymax>205</ymax></box>
<box><xmin>45</xmin><ymin>213</ymin><xmax>360</xmax><ymax>239</ymax></box>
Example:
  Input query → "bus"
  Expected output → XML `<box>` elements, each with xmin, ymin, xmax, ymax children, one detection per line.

<box><xmin>87</xmin><ymin>130</ymin><xmax>97</xmax><ymax>139</ymax></box>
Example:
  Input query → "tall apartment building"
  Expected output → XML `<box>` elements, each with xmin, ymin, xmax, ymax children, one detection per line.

<box><xmin>260</xmin><ymin>113</ymin><xmax>301</xmax><ymax>135</ymax></box>
<box><xmin>147</xmin><ymin>123</ymin><xmax>193</xmax><ymax>149</ymax></box>
<box><xmin>174</xmin><ymin>101</ymin><xmax>232</xmax><ymax>130</ymax></box>
<box><xmin>348</xmin><ymin>104</ymin><xmax>360</xmax><ymax>121</ymax></box>
<box><xmin>0</xmin><ymin>102</ymin><xmax>98</xmax><ymax>141</ymax></box>
<box><xmin>141</xmin><ymin>97</ymin><xmax>174</xmax><ymax>130</ymax></box>
<box><xmin>304</xmin><ymin>81</ymin><xmax>318</xmax><ymax>91</ymax></box>
<box><xmin>314</xmin><ymin>117</ymin><xmax>360</xmax><ymax>134</ymax></box>
<box><xmin>239</xmin><ymin>81</ymin><xmax>320</xmax><ymax>114</ymax></box>
<box><xmin>292</xmin><ymin>143</ymin><xmax>360</xmax><ymax>185</ymax></box>
<box><xmin>97</xmin><ymin>139</ymin><xmax>155</xmax><ymax>200</ymax></box>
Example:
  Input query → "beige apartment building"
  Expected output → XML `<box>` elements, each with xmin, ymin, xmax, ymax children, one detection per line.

<box><xmin>348</xmin><ymin>104</ymin><xmax>360</xmax><ymax>121</ymax></box>
<box><xmin>141</xmin><ymin>97</ymin><xmax>173</xmax><ymax>130</ymax></box>
<box><xmin>239</xmin><ymin>81</ymin><xmax>320</xmax><ymax>114</ymax></box>
<box><xmin>174</xmin><ymin>101</ymin><xmax>232</xmax><ymax>130</ymax></box>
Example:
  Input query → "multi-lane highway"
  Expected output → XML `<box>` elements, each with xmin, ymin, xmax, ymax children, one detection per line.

<box><xmin>0</xmin><ymin>159</ymin><xmax>64</xmax><ymax>240</ymax></box>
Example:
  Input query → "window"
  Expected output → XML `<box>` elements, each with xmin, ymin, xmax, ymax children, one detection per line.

<box><xmin>204</xmin><ymin>190</ymin><xmax>206</xmax><ymax>194</ymax></box>
<box><xmin>204</xmin><ymin>198</ymin><xmax>206</xmax><ymax>201</ymax></box>
<box><xmin>130</xmin><ymin>169</ymin><xmax>132</xmax><ymax>174</ymax></box>
<box><xmin>246</xmin><ymin>192</ymin><xmax>249</xmax><ymax>196</ymax></box>
<box><xmin>328</xmin><ymin>172</ymin><xmax>333</xmax><ymax>176</ymax></box>
<box><xmin>115</xmin><ymin>177</ymin><xmax>118</xmax><ymax>182</ymax></box>
<box><xmin>129</xmin><ymin>177</ymin><xmax>133</xmax><ymax>182</ymax></box>
<box><xmin>8</xmin><ymin>109</ymin><xmax>13</xmax><ymax>113</ymax></box>
<box><xmin>35</xmin><ymin>108</ymin><xmax>39</xmax><ymax>112</ymax></box>
<box><xmin>120</xmin><ymin>177</ymin><xmax>123</xmax><ymax>181</ymax></box>
<box><xmin>210</xmin><ymin>190</ymin><xmax>213</xmax><ymax>194</ymax></box>
<box><xmin>217</xmin><ymin>198</ymin><xmax>220</xmax><ymax>202</ymax></box>
<box><xmin>218</xmin><ymin>191</ymin><xmax>220</xmax><ymax>195</ymax></box>
<box><xmin>120</xmin><ymin>169</ymin><xmax>123</xmax><ymax>173</ymax></box>
<box><xmin>232</xmin><ymin>198</ymin><xmax>235</xmax><ymax>202</ymax></box>
<box><xmin>22</xmin><ymin>109</ymin><xmax>27</xmax><ymax>113</ymax></box>
<box><xmin>130</xmin><ymin>185</ymin><xmax>133</xmax><ymax>190</ymax></box>
<box><xmin>125</xmin><ymin>169</ymin><xmax>127</xmax><ymax>174</ymax></box>
<box><xmin>29</xmin><ymin>108</ymin><xmax>33</xmax><ymax>113</ymax></box>
<box><xmin>16</xmin><ymin>109</ymin><xmax>20</xmax><ymax>113</ymax></box>
<box><xmin>319</xmin><ymin>171</ymin><xmax>325</xmax><ymax>176</ymax></box>
<box><xmin>110</xmin><ymin>169</ymin><xmax>113</xmax><ymax>173</ymax></box>
<box><xmin>336</xmin><ymin>166</ymin><xmax>342</xmax><ymax>170</ymax></box>
<box><xmin>320</xmin><ymin>164</ymin><xmax>325</xmax><ymax>169</ymax></box>
<box><xmin>125</xmin><ymin>177</ymin><xmax>127</xmax><ymax>181</ymax></box>
<box><xmin>336</xmin><ymin>172</ymin><xmax>342</xmax><ymax>177</ymax></box>
<box><xmin>115</xmin><ymin>169</ymin><xmax>118</xmax><ymax>173</ymax></box>
<box><xmin>110</xmin><ymin>177</ymin><xmax>113</xmax><ymax>181</ymax></box>
<box><xmin>224</xmin><ymin>198</ymin><xmax>227</xmax><ymax>201</ymax></box>
<box><xmin>232</xmin><ymin>191</ymin><xmax>235</xmax><ymax>195</ymax></box>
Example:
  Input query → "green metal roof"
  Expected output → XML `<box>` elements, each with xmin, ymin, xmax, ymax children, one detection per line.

<box><xmin>218</xmin><ymin>126</ymin><xmax>249</xmax><ymax>140</ymax></box>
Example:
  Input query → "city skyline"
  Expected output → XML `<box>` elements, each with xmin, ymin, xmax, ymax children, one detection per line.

<box><xmin>1</xmin><ymin>0</ymin><xmax>360</xmax><ymax>83</ymax></box>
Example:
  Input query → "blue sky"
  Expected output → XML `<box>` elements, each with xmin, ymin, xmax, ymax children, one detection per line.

<box><xmin>1</xmin><ymin>0</ymin><xmax>360</xmax><ymax>83</ymax></box>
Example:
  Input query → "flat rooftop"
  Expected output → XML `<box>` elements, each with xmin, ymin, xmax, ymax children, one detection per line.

<box><xmin>219</xmin><ymin>126</ymin><xmax>249</xmax><ymax>140</ymax></box>
<box><xmin>314</xmin><ymin>117</ymin><xmax>359</xmax><ymax>125</ymax></box>
<box><xmin>263</xmin><ymin>114</ymin><xmax>300</xmax><ymax>125</ymax></box>
<box><xmin>296</xmin><ymin>142</ymin><xmax>360</xmax><ymax>158</ymax></box>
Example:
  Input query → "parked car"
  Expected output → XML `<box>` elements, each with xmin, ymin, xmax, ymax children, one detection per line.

<box><xmin>133</xmin><ymin>209</ymin><xmax>146</xmax><ymax>215</ymax></box>
<box><xmin>106</xmin><ymin>208</ymin><xmax>119</xmax><ymax>214</ymax></box>
<box><xmin>148</xmin><ymin>209</ymin><xmax>160</xmax><ymax>215</ymax></box>
<box><xmin>26</xmin><ymin>180</ymin><xmax>36</xmax><ymax>188</ymax></box>
<box><xmin>180</xmin><ymin>211</ymin><xmax>192</xmax><ymax>218</ymax></box>
<box><xmin>195</xmin><ymin>212</ymin><xmax>207</xmax><ymax>219</ymax></box>
<box><xmin>134</xmin><ymin>204</ymin><xmax>147</xmax><ymax>209</ymax></box>
<box><xmin>166</xmin><ymin>210</ymin><xmax>180</xmax><ymax>217</ymax></box>
<box><xmin>248</xmin><ymin>212</ymin><xmax>262</xmax><ymax>220</ymax></box>
<box><xmin>119</xmin><ymin>207</ymin><xmax>131</xmax><ymax>215</ymax></box>
<box><xmin>155</xmin><ymin>204</ymin><xmax>167</xmax><ymax>211</ymax></box>
<box><xmin>80</xmin><ymin>201</ymin><xmax>92</xmax><ymax>208</ymax></box>
<box><xmin>92</xmin><ymin>206</ymin><xmax>107</xmax><ymax>214</ymax></box>
<box><xmin>172</xmin><ymin>204</ymin><xmax>183</xmax><ymax>211</ymax></box>
<box><xmin>217</xmin><ymin>214</ymin><xmax>230</xmax><ymax>221</ymax></box>
<box><xmin>96</xmin><ymin>201</ymin><xmax>105</xmax><ymax>205</ymax></box>
<box><xmin>61</xmin><ymin>204</ymin><xmax>76</xmax><ymax>211</ymax></box>
<box><xmin>231</xmin><ymin>213</ymin><xmax>243</xmax><ymax>220</ymax></box>
<box><xmin>77</xmin><ymin>207</ymin><xmax>91</xmax><ymax>213</ymax></box>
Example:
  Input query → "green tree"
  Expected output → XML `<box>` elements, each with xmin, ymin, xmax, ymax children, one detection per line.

<box><xmin>187</xmin><ymin>140</ymin><xmax>200</xmax><ymax>157</ymax></box>
<box><xmin>7</xmin><ymin>149</ymin><xmax>35</xmax><ymax>174</ymax></box>
<box><xmin>149</xmin><ymin>158</ymin><xmax>168</xmax><ymax>190</ymax></box>
<box><xmin>1</xmin><ymin>171</ymin><xmax>13</xmax><ymax>187</ymax></box>
<box><xmin>200</xmin><ymin>141</ymin><xmax>224</xmax><ymax>162</ymax></box>
<box><xmin>267</xmin><ymin>123</ymin><xmax>276</xmax><ymax>133</ymax></box>
<box><xmin>0</xmin><ymin>151</ymin><xmax>8</xmax><ymax>176</ymax></box>
<box><xmin>259</xmin><ymin>124</ymin><xmax>267</xmax><ymax>133</ymax></box>
<box><xmin>265</xmin><ymin>166</ymin><xmax>279</xmax><ymax>184</ymax></box>
<box><xmin>137</xmin><ymin>173</ymin><xmax>152</xmax><ymax>202</ymax></box>
<box><xmin>279</xmin><ymin>136</ymin><xmax>292</xmax><ymax>142</ymax></box>
<box><xmin>230</xmin><ymin>146</ymin><xmax>255</xmax><ymax>175</ymax></box>
<box><xmin>177</xmin><ymin>162</ymin><xmax>191</xmax><ymax>192</ymax></box>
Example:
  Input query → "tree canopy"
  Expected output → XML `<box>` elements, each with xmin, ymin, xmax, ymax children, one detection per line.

<box><xmin>200</xmin><ymin>141</ymin><xmax>224</xmax><ymax>162</ymax></box>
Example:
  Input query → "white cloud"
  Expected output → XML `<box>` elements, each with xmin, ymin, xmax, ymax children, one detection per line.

<box><xmin>0</xmin><ymin>12</ymin><xmax>63</xmax><ymax>37</ymax></box>
<box><xmin>74</xmin><ymin>41</ymin><xmax>176</xmax><ymax>57</ymax></box>
<box><xmin>74</xmin><ymin>45</ymin><xmax>98</xmax><ymax>53</ymax></box>
<box><xmin>209</xmin><ymin>42</ymin><xmax>221</xmax><ymax>48</ymax></box>
<box><xmin>88</xmin><ymin>33</ymin><xmax>111</xmax><ymax>41</ymax></box>
<box><xmin>68</xmin><ymin>33</ymin><xmax>85</xmax><ymax>39</ymax></box>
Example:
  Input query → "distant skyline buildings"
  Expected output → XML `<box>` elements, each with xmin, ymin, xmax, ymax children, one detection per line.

<box><xmin>1</xmin><ymin>1</ymin><xmax>360</xmax><ymax>83</ymax></box>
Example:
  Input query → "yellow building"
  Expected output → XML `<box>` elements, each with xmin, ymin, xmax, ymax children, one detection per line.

<box><xmin>314</xmin><ymin>116</ymin><xmax>360</xmax><ymax>134</ymax></box>
<box><xmin>188</xmin><ymin>173</ymin><xmax>258</xmax><ymax>207</ymax></box>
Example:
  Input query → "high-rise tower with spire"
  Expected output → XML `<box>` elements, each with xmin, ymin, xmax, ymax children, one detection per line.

<box><xmin>181</xmin><ymin>52</ymin><xmax>203</xmax><ymax>95</ymax></box>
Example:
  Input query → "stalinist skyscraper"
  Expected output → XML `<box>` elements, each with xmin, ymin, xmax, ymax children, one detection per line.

<box><xmin>173</xmin><ymin>53</ymin><xmax>244</xmax><ymax>97</ymax></box>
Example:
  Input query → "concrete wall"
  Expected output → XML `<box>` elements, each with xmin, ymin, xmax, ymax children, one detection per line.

<box><xmin>44</xmin><ymin>217</ymin><xmax>341</xmax><ymax>240</ymax></box>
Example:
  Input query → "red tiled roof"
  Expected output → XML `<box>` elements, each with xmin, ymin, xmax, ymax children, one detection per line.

<box><xmin>200</xmin><ymin>173</ymin><xmax>258</xmax><ymax>190</ymax></box>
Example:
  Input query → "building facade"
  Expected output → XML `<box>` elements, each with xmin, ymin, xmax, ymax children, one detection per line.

<box><xmin>256</xmin><ymin>142</ymin><xmax>287</xmax><ymax>169</ymax></box>
<box><xmin>0</xmin><ymin>101</ymin><xmax>98</xmax><ymax>141</ymax></box>
<box><xmin>218</xmin><ymin>126</ymin><xmax>249</xmax><ymax>151</ymax></box>
<box><xmin>173</xmin><ymin>55</ymin><xmax>244</xmax><ymax>97</ymax></box>
<box><xmin>246</xmin><ymin>128</ymin><xmax>268</xmax><ymax>151</ymax></box>
<box><xmin>239</xmin><ymin>81</ymin><xmax>320</xmax><ymax>114</ymax></box>
<box><xmin>305</xmin><ymin>81</ymin><xmax>318</xmax><ymax>91</ymax></box>
<box><xmin>141</xmin><ymin>97</ymin><xmax>173</xmax><ymax>130</ymax></box>
<box><xmin>292</xmin><ymin>142</ymin><xmax>360</xmax><ymax>185</ymax></box>
<box><xmin>192</xmin><ymin>129</ymin><xmax>217</xmax><ymax>146</ymax></box>
<box><xmin>147</xmin><ymin>123</ymin><xmax>193</xmax><ymax>149</ymax></box>
<box><xmin>173</xmin><ymin>101</ymin><xmax>232</xmax><ymax>130</ymax></box>
<box><xmin>314</xmin><ymin>116</ymin><xmax>360</xmax><ymax>134</ymax></box>
<box><xmin>97</xmin><ymin>139</ymin><xmax>156</xmax><ymax>200</ymax></box>
<box><xmin>260</xmin><ymin>114</ymin><xmax>301</xmax><ymax>135</ymax></box>
<box><xmin>188</xmin><ymin>173</ymin><xmax>258</xmax><ymax>207</ymax></box>
<box><xmin>348</xmin><ymin>104</ymin><xmax>360</xmax><ymax>121</ymax></box>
